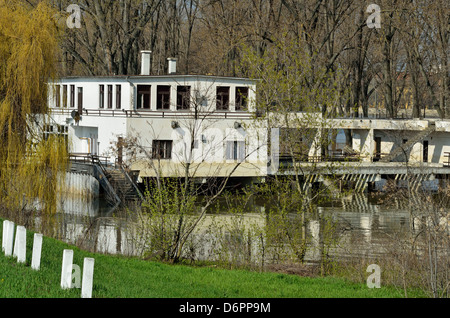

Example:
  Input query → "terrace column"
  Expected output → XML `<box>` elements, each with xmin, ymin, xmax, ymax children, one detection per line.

<box><xmin>170</xmin><ymin>85</ymin><xmax>177</xmax><ymax>112</ymax></box>
<box><xmin>360</xmin><ymin>128</ymin><xmax>374</xmax><ymax>162</ymax></box>
<box><xmin>308</xmin><ymin>129</ymin><xmax>322</xmax><ymax>158</ymax></box>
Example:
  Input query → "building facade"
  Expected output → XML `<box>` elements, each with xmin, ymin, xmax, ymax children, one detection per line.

<box><xmin>44</xmin><ymin>53</ymin><xmax>450</xmax><ymax>191</ymax></box>
<box><xmin>46</xmin><ymin>56</ymin><xmax>270</xmax><ymax>180</ymax></box>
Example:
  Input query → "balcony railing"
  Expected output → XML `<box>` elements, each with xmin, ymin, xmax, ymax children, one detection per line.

<box><xmin>51</xmin><ymin>108</ymin><xmax>253</xmax><ymax>119</ymax></box>
<box><xmin>69</xmin><ymin>153</ymin><xmax>110</xmax><ymax>166</ymax></box>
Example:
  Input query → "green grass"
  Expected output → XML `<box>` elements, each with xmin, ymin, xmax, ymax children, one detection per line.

<box><xmin>0</xmin><ymin>220</ymin><xmax>425</xmax><ymax>298</ymax></box>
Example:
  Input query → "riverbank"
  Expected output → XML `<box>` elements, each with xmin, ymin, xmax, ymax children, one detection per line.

<box><xmin>0</xmin><ymin>219</ymin><xmax>426</xmax><ymax>299</ymax></box>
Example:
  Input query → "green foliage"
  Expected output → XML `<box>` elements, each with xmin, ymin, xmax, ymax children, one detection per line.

<box><xmin>0</xmin><ymin>1</ymin><xmax>67</xmax><ymax>222</ymax></box>
<box><xmin>239</xmin><ymin>32</ymin><xmax>347</xmax><ymax>116</ymax></box>
<box><xmin>0</xmin><ymin>0</ymin><xmax>61</xmax><ymax>136</ymax></box>
<box><xmin>201</xmin><ymin>190</ymin><xmax>265</xmax><ymax>270</ymax></box>
<box><xmin>134</xmin><ymin>178</ymin><xmax>199</xmax><ymax>262</ymax></box>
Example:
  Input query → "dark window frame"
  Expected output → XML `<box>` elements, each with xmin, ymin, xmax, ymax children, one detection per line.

<box><xmin>70</xmin><ymin>85</ymin><xmax>75</xmax><ymax>108</ymax></box>
<box><xmin>63</xmin><ymin>85</ymin><xmax>68</xmax><ymax>108</ymax></box>
<box><xmin>177</xmin><ymin>86</ymin><xmax>191</xmax><ymax>110</ymax></box>
<box><xmin>107</xmin><ymin>85</ymin><xmax>113</xmax><ymax>109</ymax></box>
<box><xmin>99</xmin><ymin>84</ymin><xmax>105</xmax><ymax>108</ymax></box>
<box><xmin>226</xmin><ymin>140</ymin><xmax>246</xmax><ymax>161</ymax></box>
<box><xmin>152</xmin><ymin>140</ymin><xmax>172</xmax><ymax>159</ymax></box>
<box><xmin>235</xmin><ymin>86</ymin><xmax>248</xmax><ymax>111</ymax></box>
<box><xmin>116</xmin><ymin>85</ymin><xmax>122</xmax><ymax>109</ymax></box>
<box><xmin>77</xmin><ymin>87</ymin><xmax>83</xmax><ymax>113</ymax></box>
<box><xmin>137</xmin><ymin>85</ymin><xmax>151</xmax><ymax>109</ymax></box>
<box><xmin>55</xmin><ymin>85</ymin><xmax>60</xmax><ymax>107</ymax></box>
<box><xmin>157</xmin><ymin>85</ymin><xmax>171</xmax><ymax>110</ymax></box>
<box><xmin>43</xmin><ymin>124</ymin><xmax>69</xmax><ymax>150</ymax></box>
<box><xmin>423</xmin><ymin>140</ymin><xmax>429</xmax><ymax>163</ymax></box>
<box><xmin>216</xmin><ymin>86</ymin><xmax>230</xmax><ymax>110</ymax></box>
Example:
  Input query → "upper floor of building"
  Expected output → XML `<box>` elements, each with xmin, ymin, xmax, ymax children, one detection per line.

<box><xmin>48</xmin><ymin>77</ymin><xmax>256</xmax><ymax>117</ymax></box>
<box><xmin>48</xmin><ymin>51</ymin><xmax>256</xmax><ymax>117</ymax></box>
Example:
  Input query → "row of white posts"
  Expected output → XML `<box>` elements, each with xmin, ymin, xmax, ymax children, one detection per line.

<box><xmin>2</xmin><ymin>219</ymin><xmax>95</xmax><ymax>298</ymax></box>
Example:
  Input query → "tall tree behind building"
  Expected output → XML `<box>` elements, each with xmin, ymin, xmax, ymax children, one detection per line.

<box><xmin>44</xmin><ymin>0</ymin><xmax>448</xmax><ymax>119</ymax></box>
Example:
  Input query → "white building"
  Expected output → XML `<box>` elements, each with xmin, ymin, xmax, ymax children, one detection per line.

<box><xmin>46</xmin><ymin>53</ymin><xmax>269</xmax><ymax>180</ymax></box>
<box><xmin>44</xmin><ymin>52</ymin><xmax>450</xmax><ymax>193</ymax></box>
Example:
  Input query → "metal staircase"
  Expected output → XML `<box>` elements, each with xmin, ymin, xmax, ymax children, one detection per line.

<box><xmin>104</xmin><ymin>166</ymin><xmax>144</xmax><ymax>203</ymax></box>
<box><xmin>89</xmin><ymin>160</ymin><xmax>121</xmax><ymax>206</ymax></box>
<box><xmin>68</xmin><ymin>154</ymin><xmax>144</xmax><ymax>205</ymax></box>
<box><xmin>380</xmin><ymin>125</ymin><xmax>435</xmax><ymax>162</ymax></box>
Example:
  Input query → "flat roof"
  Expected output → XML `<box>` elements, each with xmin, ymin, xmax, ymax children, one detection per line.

<box><xmin>57</xmin><ymin>74</ymin><xmax>257</xmax><ymax>82</ymax></box>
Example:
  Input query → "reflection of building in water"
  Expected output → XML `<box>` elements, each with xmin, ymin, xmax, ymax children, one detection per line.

<box><xmin>94</xmin><ymin>220</ymin><xmax>137</xmax><ymax>256</ymax></box>
<box><xmin>58</xmin><ymin>213</ymin><xmax>138</xmax><ymax>256</ymax></box>
<box><xmin>340</xmin><ymin>193</ymin><xmax>380</xmax><ymax>213</ymax></box>
<box><xmin>190</xmin><ymin>213</ymin><xmax>266</xmax><ymax>264</ymax></box>
<box><xmin>56</xmin><ymin>196</ymin><xmax>100</xmax><ymax>217</ymax></box>
<box><xmin>321</xmin><ymin>193</ymin><xmax>424</xmax><ymax>258</ymax></box>
<box><xmin>360</xmin><ymin>216</ymin><xmax>371</xmax><ymax>243</ymax></box>
<box><xmin>308</xmin><ymin>220</ymin><xmax>320</xmax><ymax>260</ymax></box>
<box><xmin>38</xmin><ymin>190</ymin><xmax>437</xmax><ymax>263</ymax></box>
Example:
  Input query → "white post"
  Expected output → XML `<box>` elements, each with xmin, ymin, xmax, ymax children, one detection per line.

<box><xmin>14</xmin><ymin>226</ymin><xmax>26</xmax><ymax>263</ymax></box>
<box><xmin>81</xmin><ymin>258</ymin><xmax>95</xmax><ymax>298</ymax></box>
<box><xmin>2</xmin><ymin>220</ymin><xmax>10</xmax><ymax>252</ymax></box>
<box><xmin>61</xmin><ymin>249</ymin><xmax>74</xmax><ymax>289</ymax></box>
<box><xmin>31</xmin><ymin>233</ymin><xmax>43</xmax><ymax>270</ymax></box>
<box><xmin>13</xmin><ymin>225</ymin><xmax>19</xmax><ymax>257</ymax></box>
<box><xmin>5</xmin><ymin>221</ymin><xmax>15</xmax><ymax>257</ymax></box>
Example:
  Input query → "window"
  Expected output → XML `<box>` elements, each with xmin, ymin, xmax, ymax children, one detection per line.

<box><xmin>157</xmin><ymin>85</ymin><xmax>171</xmax><ymax>110</ymax></box>
<box><xmin>99</xmin><ymin>85</ymin><xmax>105</xmax><ymax>108</ymax></box>
<box><xmin>137</xmin><ymin>85</ymin><xmax>151</xmax><ymax>109</ymax></box>
<box><xmin>43</xmin><ymin>124</ymin><xmax>53</xmax><ymax>140</ymax></box>
<box><xmin>43</xmin><ymin>124</ymin><xmax>68</xmax><ymax>150</ymax></box>
<box><xmin>107</xmin><ymin>85</ymin><xmax>113</xmax><ymax>109</ymax></box>
<box><xmin>216</xmin><ymin>86</ymin><xmax>230</xmax><ymax>110</ymax></box>
<box><xmin>70</xmin><ymin>85</ymin><xmax>75</xmax><ymax>108</ymax></box>
<box><xmin>374</xmin><ymin>136</ymin><xmax>381</xmax><ymax>161</ymax></box>
<box><xmin>77</xmin><ymin>87</ymin><xmax>83</xmax><ymax>113</ymax></box>
<box><xmin>235</xmin><ymin>87</ymin><xmax>248</xmax><ymax>111</ymax></box>
<box><xmin>55</xmin><ymin>85</ymin><xmax>60</xmax><ymax>107</ymax></box>
<box><xmin>177</xmin><ymin>86</ymin><xmax>190</xmax><ymax>110</ymax></box>
<box><xmin>226</xmin><ymin>140</ymin><xmax>245</xmax><ymax>161</ymax></box>
<box><xmin>116</xmin><ymin>85</ymin><xmax>122</xmax><ymax>109</ymax></box>
<box><xmin>63</xmin><ymin>85</ymin><xmax>68</xmax><ymax>108</ymax></box>
<box><xmin>423</xmin><ymin>140</ymin><xmax>429</xmax><ymax>163</ymax></box>
<box><xmin>152</xmin><ymin>140</ymin><xmax>172</xmax><ymax>159</ymax></box>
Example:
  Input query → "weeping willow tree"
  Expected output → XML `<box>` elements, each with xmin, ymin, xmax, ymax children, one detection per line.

<box><xmin>0</xmin><ymin>0</ymin><xmax>67</xmax><ymax>227</ymax></box>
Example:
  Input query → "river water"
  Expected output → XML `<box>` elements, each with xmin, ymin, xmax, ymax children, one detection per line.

<box><xmin>28</xmin><ymin>191</ymin><xmax>426</xmax><ymax>266</ymax></box>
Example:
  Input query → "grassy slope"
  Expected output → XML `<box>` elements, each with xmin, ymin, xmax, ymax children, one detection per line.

<box><xmin>0</xmin><ymin>220</ymin><xmax>423</xmax><ymax>298</ymax></box>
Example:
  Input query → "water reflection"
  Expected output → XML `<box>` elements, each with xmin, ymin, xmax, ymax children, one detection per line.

<box><xmin>321</xmin><ymin>196</ymin><xmax>413</xmax><ymax>259</ymax></box>
<box><xmin>11</xmin><ymin>192</ymin><xmax>446</xmax><ymax>264</ymax></box>
<box><xmin>42</xmin><ymin>193</ymin><xmax>416</xmax><ymax>260</ymax></box>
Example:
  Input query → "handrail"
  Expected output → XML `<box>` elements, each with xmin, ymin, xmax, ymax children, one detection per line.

<box><xmin>69</xmin><ymin>153</ymin><xmax>110</xmax><ymax>166</ymax></box>
<box><xmin>51</xmin><ymin>108</ymin><xmax>253</xmax><ymax>119</ymax></box>
<box><xmin>118</xmin><ymin>164</ymin><xmax>145</xmax><ymax>202</ymax></box>
<box><xmin>92</xmin><ymin>163</ymin><xmax>121</xmax><ymax>205</ymax></box>
<box><xmin>69</xmin><ymin>153</ymin><xmax>121</xmax><ymax>205</ymax></box>
<box><xmin>278</xmin><ymin>153</ymin><xmax>362</xmax><ymax>163</ymax></box>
